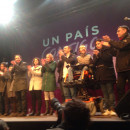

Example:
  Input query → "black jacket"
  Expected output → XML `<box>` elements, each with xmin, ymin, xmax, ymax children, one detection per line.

<box><xmin>11</xmin><ymin>61</ymin><xmax>28</xmax><ymax>91</ymax></box>
<box><xmin>109</xmin><ymin>33</ymin><xmax>130</xmax><ymax>72</ymax></box>
<box><xmin>61</xmin><ymin>53</ymin><xmax>77</xmax><ymax>66</ymax></box>
<box><xmin>59</xmin><ymin>53</ymin><xmax>77</xmax><ymax>78</ymax></box>
<box><xmin>93</xmin><ymin>46</ymin><xmax>116</xmax><ymax>82</ymax></box>
<box><xmin>57</xmin><ymin>60</ymin><xmax>64</xmax><ymax>82</ymax></box>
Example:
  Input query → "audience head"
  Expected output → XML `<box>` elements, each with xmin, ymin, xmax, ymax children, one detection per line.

<box><xmin>63</xmin><ymin>98</ymin><xmax>90</xmax><ymax>130</ymax></box>
<box><xmin>0</xmin><ymin>119</ymin><xmax>9</xmax><ymax>130</ymax></box>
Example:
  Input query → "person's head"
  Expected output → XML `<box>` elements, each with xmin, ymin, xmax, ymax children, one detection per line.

<box><xmin>79</xmin><ymin>45</ymin><xmax>87</xmax><ymax>54</ymax></box>
<box><xmin>63</xmin><ymin>46</ymin><xmax>71</xmax><ymax>55</ymax></box>
<box><xmin>95</xmin><ymin>39</ymin><xmax>103</xmax><ymax>50</ymax></box>
<box><xmin>32</xmin><ymin>57</ymin><xmax>40</xmax><ymax>66</ymax></box>
<box><xmin>9</xmin><ymin>65</ymin><xmax>13</xmax><ymax>72</ymax></box>
<box><xmin>14</xmin><ymin>54</ymin><xmax>22</xmax><ymax>64</ymax></box>
<box><xmin>46</xmin><ymin>53</ymin><xmax>54</xmax><ymax>63</ymax></box>
<box><xmin>117</xmin><ymin>25</ymin><xmax>129</xmax><ymax>38</ymax></box>
<box><xmin>63</xmin><ymin>99</ymin><xmax>90</xmax><ymax>130</ymax></box>
<box><xmin>0</xmin><ymin>62</ymin><xmax>8</xmax><ymax>71</ymax></box>
<box><xmin>0</xmin><ymin>119</ymin><xmax>9</xmax><ymax>130</ymax></box>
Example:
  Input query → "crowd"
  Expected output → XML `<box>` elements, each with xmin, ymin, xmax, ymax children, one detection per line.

<box><xmin>0</xmin><ymin>25</ymin><xmax>129</xmax><ymax>117</ymax></box>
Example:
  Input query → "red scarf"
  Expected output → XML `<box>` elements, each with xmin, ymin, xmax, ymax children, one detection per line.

<box><xmin>119</xmin><ymin>37</ymin><xmax>124</xmax><ymax>41</ymax></box>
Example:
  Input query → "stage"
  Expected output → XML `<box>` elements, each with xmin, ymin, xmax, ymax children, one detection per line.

<box><xmin>1</xmin><ymin>112</ymin><xmax>130</xmax><ymax>130</ymax></box>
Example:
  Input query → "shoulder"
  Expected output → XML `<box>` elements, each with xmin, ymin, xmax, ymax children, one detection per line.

<box><xmin>85</xmin><ymin>54</ymin><xmax>92</xmax><ymax>59</ymax></box>
<box><xmin>52</xmin><ymin>61</ymin><xmax>56</xmax><ymax>64</ymax></box>
<box><xmin>86</xmin><ymin>54</ymin><xmax>91</xmax><ymax>57</ymax></box>
<box><xmin>50</xmin><ymin>61</ymin><xmax>57</xmax><ymax>65</ymax></box>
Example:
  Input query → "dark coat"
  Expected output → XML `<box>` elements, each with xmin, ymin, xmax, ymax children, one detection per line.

<box><xmin>4</xmin><ymin>70</ymin><xmax>15</xmax><ymax>98</ymax></box>
<box><xmin>109</xmin><ymin>33</ymin><xmax>130</xmax><ymax>72</ymax></box>
<box><xmin>57</xmin><ymin>60</ymin><xmax>64</xmax><ymax>82</ymax></box>
<box><xmin>93</xmin><ymin>46</ymin><xmax>116</xmax><ymax>82</ymax></box>
<box><xmin>41</xmin><ymin>61</ymin><xmax>57</xmax><ymax>91</ymax></box>
<box><xmin>0</xmin><ymin>72</ymin><xmax>6</xmax><ymax>93</ymax></box>
<box><xmin>11</xmin><ymin>61</ymin><xmax>28</xmax><ymax>91</ymax></box>
<box><xmin>61</xmin><ymin>53</ymin><xmax>77</xmax><ymax>66</ymax></box>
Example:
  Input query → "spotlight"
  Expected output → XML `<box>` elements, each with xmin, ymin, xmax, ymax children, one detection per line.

<box><xmin>0</xmin><ymin>0</ymin><xmax>17</xmax><ymax>25</ymax></box>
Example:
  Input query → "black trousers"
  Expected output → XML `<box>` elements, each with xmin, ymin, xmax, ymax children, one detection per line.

<box><xmin>15</xmin><ymin>90</ymin><xmax>27</xmax><ymax>113</ymax></box>
<box><xmin>0</xmin><ymin>92</ymin><xmax>4</xmax><ymax>114</ymax></box>
<box><xmin>117</xmin><ymin>70</ymin><xmax>130</xmax><ymax>102</ymax></box>
<box><xmin>30</xmin><ymin>90</ymin><xmax>42</xmax><ymax>113</ymax></box>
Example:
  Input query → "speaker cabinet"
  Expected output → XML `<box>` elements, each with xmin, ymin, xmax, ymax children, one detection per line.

<box><xmin>115</xmin><ymin>90</ymin><xmax>130</xmax><ymax>118</ymax></box>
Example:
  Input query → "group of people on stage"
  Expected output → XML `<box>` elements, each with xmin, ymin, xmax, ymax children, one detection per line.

<box><xmin>0</xmin><ymin>54</ymin><xmax>57</xmax><ymax>117</ymax></box>
<box><xmin>0</xmin><ymin>25</ymin><xmax>129</xmax><ymax>117</ymax></box>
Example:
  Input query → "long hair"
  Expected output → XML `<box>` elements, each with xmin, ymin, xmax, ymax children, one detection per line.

<box><xmin>32</xmin><ymin>57</ymin><xmax>41</xmax><ymax>66</ymax></box>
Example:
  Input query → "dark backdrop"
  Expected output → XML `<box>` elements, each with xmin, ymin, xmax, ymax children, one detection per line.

<box><xmin>0</xmin><ymin>0</ymin><xmax>130</xmax><ymax>64</ymax></box>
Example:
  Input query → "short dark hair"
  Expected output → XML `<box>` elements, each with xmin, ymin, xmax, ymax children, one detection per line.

<box><xmin>14</xmin><ymin>54</ymin><xmax>22</xmax><ymax>59</ymax></box>
<box><xmin>118</xmin><ymin>25</ymin><xmax>129</xmax><ymax>32</ymax></box>
<box><xmin>64</xmin><ymin>99</ymin><xmax>90</xmax><ymax>130</ymax></box>
<box><xmin>96</xmin><ymin>39</ymin><xmax>103</xmax><ymax>42</ymax></box>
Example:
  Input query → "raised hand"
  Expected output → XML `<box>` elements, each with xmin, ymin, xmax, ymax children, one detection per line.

<box><xmin>102</xmin><ymin>35</ymin><xmax>111</xmax><ymax>42</ymax></box>
<box><xmin>27</xmin><ymin>65</ymin><xmax>32</xmax><ymax>71</ymax></box>
<box><xmin>41</xmin><ymin>59</ymin><xmax>46</xmax><ymax>66</ymax></box>
<box><xmin>11</xmin><ymin>60</ymin><xmax>16</xmax><ymax>65</ymax></box>
<box><xmin>93</xmin><ymin>50</ymin><xmax>99</xmax><ymax>55</ymax></box>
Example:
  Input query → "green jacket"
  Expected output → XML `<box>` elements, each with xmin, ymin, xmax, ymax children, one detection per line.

<box><xmin>42</xmin><ymin>61</ymin><xmax>57</xmax><ymax>91</ymax></box>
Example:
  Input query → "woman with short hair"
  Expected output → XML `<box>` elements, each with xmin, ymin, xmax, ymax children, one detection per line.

<box><xmin>41</xmin><ymin>53</ymin><xmax>57</xmax><ymax>115</ymax></box>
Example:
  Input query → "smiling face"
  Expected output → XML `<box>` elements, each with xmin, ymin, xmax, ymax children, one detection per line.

<box><xmin>79</xmin><ymin>45</ymin><xmax>86</xmax><ymax>54</ymax></box>
<box><xmin>15</xmin><ymin>55</ymin><xmax>22</xmax><ymax>64</ymax></box>
<box><xmin>117</xmin><ymin>27</ymin><xmax>127</xmax><ymax>38</ymax></box>
<box><xmin>33</xmin><ymin>58</ymin><xmax>39</xmax><ymax>66</ymax></box>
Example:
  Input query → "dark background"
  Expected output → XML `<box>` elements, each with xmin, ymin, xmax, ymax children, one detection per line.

<box><xmin>0</xmin><ymin>0</ymin><xmax>130</xmax><ymax>64</ymax></box>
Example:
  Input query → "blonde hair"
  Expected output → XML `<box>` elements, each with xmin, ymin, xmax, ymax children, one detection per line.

<box><xmin>46</xmin><ymin>53</ymin><xmax>54</xmax><ymax>61</ymax></box>
<box><xmin>79</xmin><ymin>45</ymin><xmax>86</xmax><ymax>49</ymax></box>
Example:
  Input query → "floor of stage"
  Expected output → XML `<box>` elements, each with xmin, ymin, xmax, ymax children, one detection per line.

<box><xmin>0</xmin><ymin>112</ymin><xmax>123</xmax><ymax>122</ymax></box>
<box><xmin>0</xmin><ymin>112</ymin><xmax>130</xmax><ymax>130</ymax></box>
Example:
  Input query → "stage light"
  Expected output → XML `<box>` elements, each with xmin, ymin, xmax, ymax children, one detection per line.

<box><xmin>0</xmin><ymin>0</ymin><xmax>17</xmax><ymax>25</ymax></box>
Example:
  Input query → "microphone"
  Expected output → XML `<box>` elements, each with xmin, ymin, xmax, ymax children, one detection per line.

<box><xmin>124</xmin><ymin>17</ymin><xmax>130</xmax><ymax>21</ymax></box>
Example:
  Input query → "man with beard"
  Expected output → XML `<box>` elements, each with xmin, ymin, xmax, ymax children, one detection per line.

<box><xmin>11</xmin><ymin>55</ymin><xmax>28</xmax><ymax>116</ymax></box>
